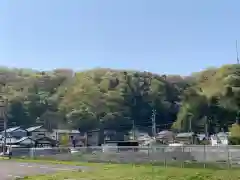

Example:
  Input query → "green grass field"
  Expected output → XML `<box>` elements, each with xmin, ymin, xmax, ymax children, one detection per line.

<box><xmin>18</xmin><ymin>160</ymin><xmax>238</xmax><ymax>180</ymax></box>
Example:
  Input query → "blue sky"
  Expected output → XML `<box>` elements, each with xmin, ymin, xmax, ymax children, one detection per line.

<box><xmin>0</xmin><ymin>0</ymin><xmax>240</xmax><ymax>75</ymax></box>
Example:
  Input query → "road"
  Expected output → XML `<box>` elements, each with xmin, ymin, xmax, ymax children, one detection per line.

<box><xmin>0</xmin><ymin>160</ymin><xmax>88</xmax><ymax>179</ymax></box>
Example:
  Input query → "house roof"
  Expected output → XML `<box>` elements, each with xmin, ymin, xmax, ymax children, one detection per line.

<box><xmin>26</xmin><ymin>125</ymin><xmax>43</xmax><ymax>132</ymax></box>
<box><xmin>156</xmin><ymin>130</ymin><xmax>174</xmax><ymax>139</ymax></box>
<box><xmin>2</xmin><ymin>126</ymin><xmax>21</xmax><ymax>133</ymax></box>
<box><xmin>15</xmin><ymin>137</ymin><xmax>35</xmax><ymax>143</ymax></box>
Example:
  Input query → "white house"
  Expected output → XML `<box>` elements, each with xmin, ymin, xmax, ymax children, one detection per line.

<box><xmin>210</xmin><ymin>132</ymin><xmax>229</xmax><ymax>146</ymax></box>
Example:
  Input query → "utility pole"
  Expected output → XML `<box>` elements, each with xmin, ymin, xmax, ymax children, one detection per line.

<box><xmin>132</xmin><ymin>119</ymin><xmax>136</xmax><ymax>140</ymax></box>
<box><xmin>188</xmin><ymin>113</ymin><xmax>192</xmax><ymax>132</ymax></box>
<box><xmin>0</xmin><ymin>83</ymin><xmax>8</xmax><ymax>155</ymax></box>
<box><xmin>3</xmin><ymin>99</ymin><xmax>7</xmax><ymax>155</ymax></box>
<box><xmin>236</xmin><ymin>40</ymin><xmax>239</xmax><ymax>64</ymax></box>
<box><xmin>152</xmin><ymin>109</ymin><xmax>156</xmax><ymax>137</ymax></box>
<box><xmin>189</xmin><ymin>116</ymin><xmax>192</xmax><ymax>132</ymax></box>
<box><xmin>204</xmin><ymin>116</ymin><xmax>208</xmax><ymax>139</ymax></box>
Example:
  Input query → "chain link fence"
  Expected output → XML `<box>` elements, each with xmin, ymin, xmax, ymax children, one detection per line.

<box><xmin>8</xmin><ymin>145</ymin><xmax>240</xmax><ymax>169</ymax></box>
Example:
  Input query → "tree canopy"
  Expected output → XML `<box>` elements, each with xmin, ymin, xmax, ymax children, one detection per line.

<box><xmin>0</xmin><ymin>64</ymin><xmax>240</xmax><ymax>133</ymax></box>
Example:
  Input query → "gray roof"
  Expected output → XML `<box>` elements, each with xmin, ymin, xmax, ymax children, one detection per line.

<box><xmin>2</xmin><ymin>126</ymin><xmax>24</xmax><ymax>133</ymax></box>
<box><xmin>156</xmin><ymin>130</ymin><xmax>174</xmax><ymax>139</ymax></box>
<box><xmin>26</xmin><ymin>125</ymin><xmax>43</xmax><ymax>132</ymax></box>
<box><xmin>16</xmin><ymin>137</ymin><xmax>34</xmax><ymax>143</ymax></box>
<box><xmin>3</xmin><ymin>126</ymin><xmax>22</xmax><ymax>133</ymax></box>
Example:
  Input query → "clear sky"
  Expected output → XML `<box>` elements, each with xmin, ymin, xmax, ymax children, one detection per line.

<box><xmin>0</xmin><ymin>0</ymin><xmax>240</xmax><ymax>75</ymax></box>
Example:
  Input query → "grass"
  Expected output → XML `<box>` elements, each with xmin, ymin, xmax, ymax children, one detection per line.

<box><xmin>11</xmin><ymin>159</ymin><xmax>240</xmax><ymax>180</ymax></box>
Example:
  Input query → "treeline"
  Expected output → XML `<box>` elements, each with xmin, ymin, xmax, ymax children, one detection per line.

<box><xmin>0</xmin><ymin>65</ymin><xmax>240</xmax><ymax>134</ymax></box>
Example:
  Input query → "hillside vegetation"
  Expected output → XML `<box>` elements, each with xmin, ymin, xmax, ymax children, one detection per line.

<box><xmin>0</xmin><ymin>64</ymin><xmax>240</xmax><ymax>133</ymax></box>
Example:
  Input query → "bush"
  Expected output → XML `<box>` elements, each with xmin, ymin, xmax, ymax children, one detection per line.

<box><xmin>229</xmin><ymin>137</ymin><xmax>240</xmax><ymax>145</ymax></box>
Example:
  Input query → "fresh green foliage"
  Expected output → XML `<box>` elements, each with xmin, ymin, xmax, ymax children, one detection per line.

<box><xmin>1</xmin><ymin>64</ymin><xmax>240</xmax><ymax>132</ymax></box>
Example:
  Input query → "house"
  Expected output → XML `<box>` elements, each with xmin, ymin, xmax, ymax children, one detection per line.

<box><xmin>26</xmin><ymin>125</ymin><xmax>48</xmax><ymax>139</ymax></box>
<box><xmin>104</xmin><ymin>130</ymin><xmax>125</xmax><ymax>142</ymax></box>
<box><xmin>50</xmin><ymin>129</ymin><xmax>80</xmax><ymax>141</ymax></box>
<box><xmin>156</xmin><ymin>130</ymin><xmax>175</xmax><ymax>144</ymax></box>
<box><xmin>1</xmin><ymin>126</ymin><xmax>28</xmax><ymax>139</ymax></box>
<box><xmin>86</xmin><ymin>129</ymin><xmax>104</xmax><ymax>146</ymax></box>
<box><xmin>0</xmin><ymin>136</ymin><xmax>18</xmax><ymax>145</ymax></box>
<box><xmin>51</xmin><ymin>129</ymin><xmax>85</xmax><ymax>147</ymax></box>
<box><xmin>175</xmin><ymin>132</ymin><xmax>199</xmax><ymax>144</ymax></box>
<box><xmin>34</xmin><ymin>136</ymin><xmax>58</xmax><ymax>147</ymax></box>
<box><xmin>210</xmin><ymin>132</ymin><xmax>229</xmax><ymax>146</ymax></box>
<box><xmin>10</xmin><ymin>137</ymin><xmax>35</xmax><ymax>147</ymax></box>
<box><xmin>128</xmin><ymin>129</ymin><xmax>150</xmax><ymax>141</ymax></box>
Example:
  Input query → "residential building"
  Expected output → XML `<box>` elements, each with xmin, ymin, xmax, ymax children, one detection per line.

<box><xmin>86</xmin><ymin>129</ymin><xmax>104</xmax><ymax>146</ymax></box>
<box><xmin>1</xmin><ymin>126</ymin><xmax>28</xmax><ymax>139</ymax></box>
<box><xmin>50</xmin><ymin>129</ymin><xmax>80</xmax><ymax>141</ymax></box>
<box><xmin>26</xmin><ymin>125</ymin><xmax>48</xmax><ymax>139</ymax></box>
<box><xmin>156</xmin><ymin>130</ymin><xmax>175</xmax><ymax>144</ymax></box>
<box><xmin>175</xmin><ymin>132</ymin><xmax>199</xmax><ymax>144</ymax></box>
<box><xmin>34</xmin><ymin>136</ymin><xmax>57</xmax><ymax>147</ymax></box>
<box><xmin>6</xmin><ymin>137</ymin><xmax>35</xmax><ymax>147</ymax></box>
<box><xmin>210</xmin><ymin>132</ymin><xmax>229</xmax><ymax>146</ymax></box>
<box><xmin>51</xmin><ymin>129</ymin><xmax>84</xmax><ymax>147</ymax></box>
<box><xmin>128</xmin><ymin>129</ymin><xmax>150</xmax><ymax>140</ymax></box>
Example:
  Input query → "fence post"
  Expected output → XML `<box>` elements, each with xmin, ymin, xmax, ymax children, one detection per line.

<box><xmin>147</xmin><ymin>145</ymin><xmax>150</xmax><ymax>157</ymax></box>
<box><xmin>203</xmin><ymin>145</ymin><xmax>206</xmax><ymax>168</ymax></box>
<box><xmin>227</xmin><ymin>145</ymin><xmax>230</xmax><ymax>169</ymax></box>
<box><xmin>181</xmin><ymin>145</ymin><xmax>184</xmax><ymax>168</ymax></box>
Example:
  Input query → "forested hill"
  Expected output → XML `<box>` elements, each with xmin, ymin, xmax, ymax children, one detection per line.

<box><xmin>0</xmin><ymin>64</ymin><xmax>240</xmax><ymax>134</ymax></box>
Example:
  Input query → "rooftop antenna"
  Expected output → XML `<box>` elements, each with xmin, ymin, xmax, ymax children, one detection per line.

<box><xmin>236</xmin><ymin>40</ymin><xmax>239</xmax><ymax>64</ymax></box>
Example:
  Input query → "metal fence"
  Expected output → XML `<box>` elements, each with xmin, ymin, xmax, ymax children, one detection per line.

<box><xmin>8</xmin><ymin>145</ymin><xmax>240</xmax><ymax>169</ymax></box>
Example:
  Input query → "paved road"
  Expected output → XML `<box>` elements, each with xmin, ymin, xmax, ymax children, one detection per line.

<box><xmin>0</xmin><ymin>160</ymin><xmax>88</xmax><ymax>180</ymax></box>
